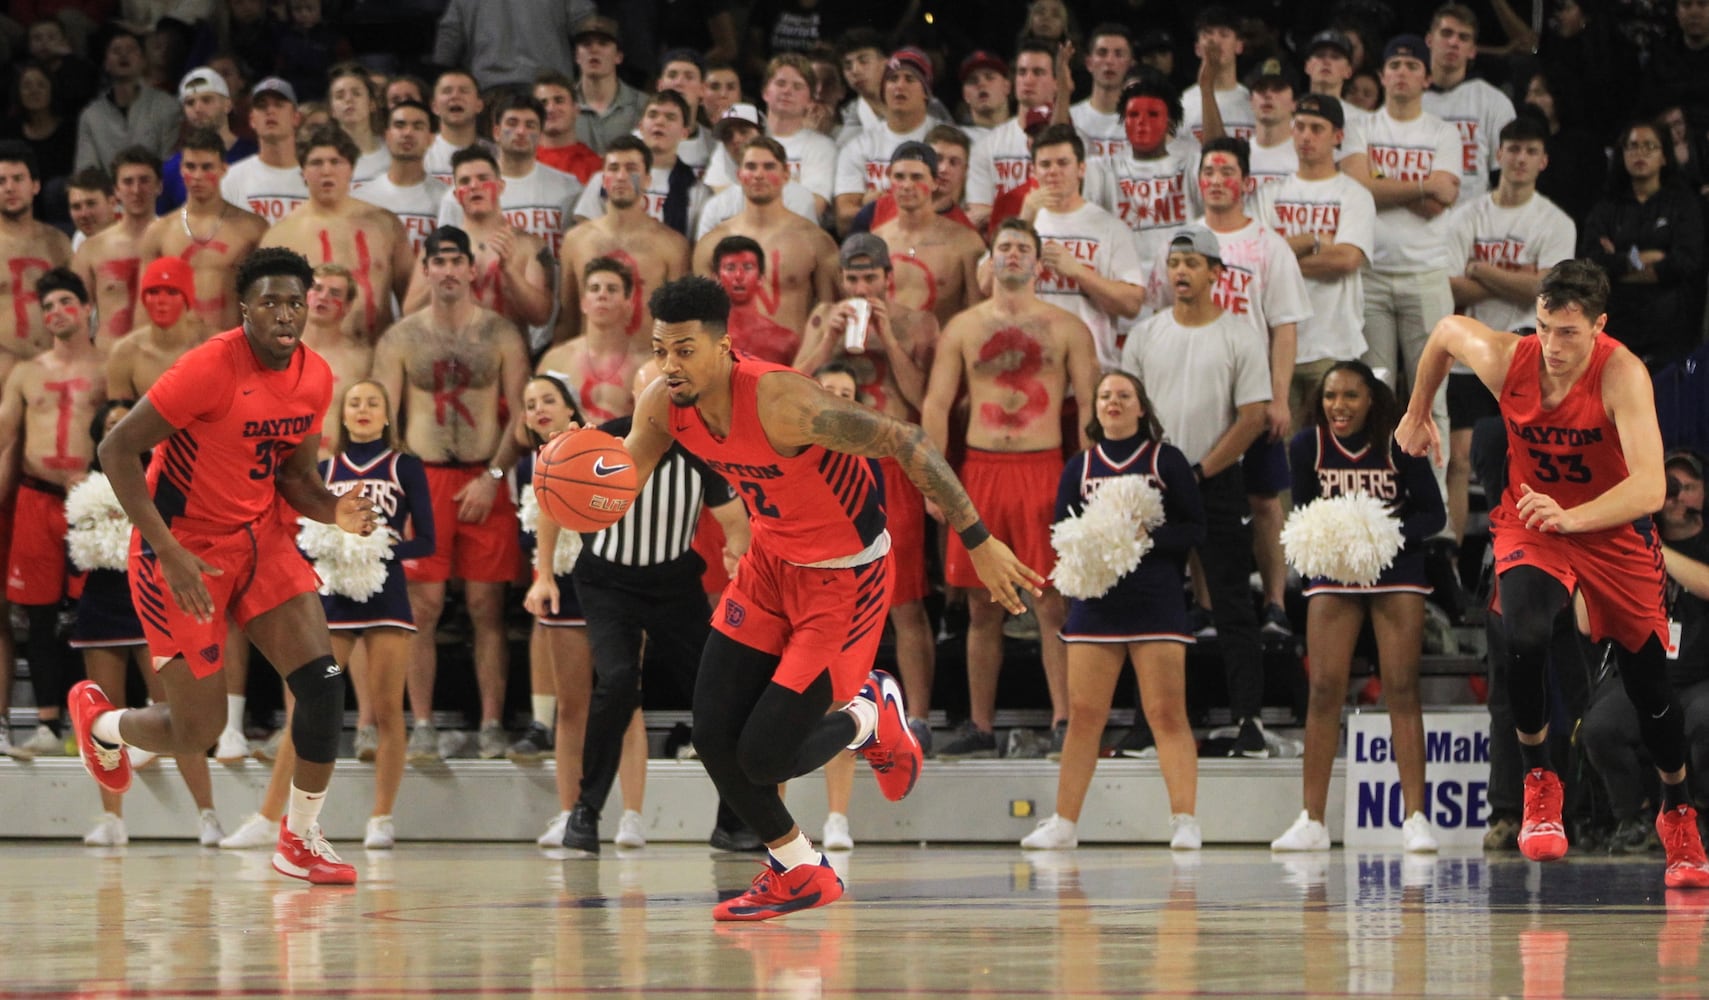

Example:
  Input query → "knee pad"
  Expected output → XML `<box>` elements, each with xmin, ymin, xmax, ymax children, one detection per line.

<box><xmin>286</xmin><ymin>655</ymin><xmax>347</xmax><ymax>764</ymax></box>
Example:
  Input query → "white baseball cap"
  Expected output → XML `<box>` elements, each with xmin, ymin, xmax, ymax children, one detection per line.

<box><xmin>178</xmin><ymin>66</ymin><xmax>230</xmax><ymax>102</ymax></box>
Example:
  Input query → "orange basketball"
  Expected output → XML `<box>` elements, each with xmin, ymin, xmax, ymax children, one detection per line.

<box><xmin>533</xmin><ymin>428</ymin><xmax>640</xmax><ymax>532</ymax></box>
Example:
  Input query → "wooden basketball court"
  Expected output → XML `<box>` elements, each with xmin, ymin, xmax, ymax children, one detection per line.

<box><xmin>1</xmin><ymin>840</ymin><xmax>1702</xmax><ymax>998</ymax></box>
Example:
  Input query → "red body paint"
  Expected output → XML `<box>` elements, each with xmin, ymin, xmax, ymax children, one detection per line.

<box><xmin>41</xmin><ymin>378</ymin><xmax>91</xmax><ymax>470</ymax></box>
<box><xmin>8</xmin><ymin>257</ymin><xmax>48</xmax><ymax>337</ymax></box>
<box><xmin>976</xmin><ymin>327</ymin><xmax>1049</xmax><ymax>429</ymax></box>
<box><xmin>96</xmin><ymin>258</ymin><xmax>139</xmax><ymax>336</ymax></box>
<box><xmin>891</xmin><ymin>255</ymin><xmax>939</xmax><ymax>313</ymax></box>
<box><xmin>319</xmin><ymin>230</ymin><xmax>379</xmax><ymax>332</ymax></box>
<box><xmin>606</xmin><ymin>249</ymin><xmax>646</xmax><ymax>335</ymax></box>
<box><xmin>431</xmin><ymin>359</ymin><xmax>476</xmax><ymax>426</ymax></box>
<box><xmin>727</xmin><ymin>305</ymin><xmax>800</xmax><ymax>365</ymax></box>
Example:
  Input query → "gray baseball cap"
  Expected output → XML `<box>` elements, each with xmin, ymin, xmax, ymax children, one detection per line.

<box><xmin>1168</xmin><ymin>224</ymin><xmax>1222</xmax><ymax>263</ymax></box>
<box><xmin>839</xmin><ymin>233</ymin><xmax>891</xmax><ymax>270</ymax></box>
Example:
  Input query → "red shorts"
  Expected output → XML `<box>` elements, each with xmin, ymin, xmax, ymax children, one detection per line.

<box><xmin>7</xmin><ymin>479</ymin><xmax>83</xmax><ymax>605</ymax></box>
<box><xmin>1490</xmin><ymin>511</ymin><xmax>1670</xmax><ymax>652</ymax></box>
<box><xmin>129</xmin><ymin>515</ymin><xmax>321</xmax><ymax>678</ymax></box>
<box><xmin>692</xmin><ymin>506</ymin><xmax>732</xmax><ymax>596</ymax></box>
<box><xmin>944</xmin><ymin>448</ymin><xmax>1061</xmax><ymax>590</ymax></box>
<box><xmin>402</xmin><ymin>464</ymin><xmax>521</xmax><ymax>584</ymax></box>
<box><xmin>714</xmin><ymin>542</ymin><xmax>891</xmax><ymax>702</ymax></box>
<box><xmin>877</xmin><ymin>457</ymin><xmax>928</xmax><ymax>606</ymax></box>
<box><xmin>0</xmin><ymin>492</ymin><xmax>13</xmax><ymax>598</ymax></box>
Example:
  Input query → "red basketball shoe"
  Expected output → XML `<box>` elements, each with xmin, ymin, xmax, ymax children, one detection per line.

<box><xmin>273</xmin><ymin>819</ymin><xmax>358</xmax><ymax>885</ymax></box>
<box><xmin>713</xmin><ymin>856</ymin><xmax>844</xmax><ymax>921</ymax></box>
<box><xmin>1658</xmin><ymin>804</ymin><xmax>1709</xmax><ymax>889</ymax></box>
<box><xmin>1518</xmin><ymin>768</ymin><xmax>1568</xmax><ymax>862</ymax></box>
<box><xmin>68</xmin><ymin>680</ymin><xmax>131</xmax><ymax>794</ymax></box>
<box><xmin>854</xmin><ymin>670</ymin><xmax>921</xmax><ymax>802</ymax></box>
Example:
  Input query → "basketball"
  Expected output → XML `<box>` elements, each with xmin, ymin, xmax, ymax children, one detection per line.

<box><xmin>533</xmin><ymin>428</ymin><xmax>640</xmax><ymax>532</ymax></box>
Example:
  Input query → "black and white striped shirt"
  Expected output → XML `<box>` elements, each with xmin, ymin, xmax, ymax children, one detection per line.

<box><xmin>578</xmin><ymin>416</ymin><xmax>735</xmax><ymax>574</ymax></box>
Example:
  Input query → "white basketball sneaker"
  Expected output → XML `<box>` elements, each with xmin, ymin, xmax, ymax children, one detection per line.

<box><xmin>1271</xmin><ymin>810</ymin><xmax>1332</xmax><ymax>852</ymax></box>
<box><xmin>1170</xmin><ymin>813</ymin><xmax>1203</xmax><ymax>850</ymax></box>
<box><xmin>1020</xmin><ymin>814</ymin><xmax>1078</xmax><ymax>849</ymax></box>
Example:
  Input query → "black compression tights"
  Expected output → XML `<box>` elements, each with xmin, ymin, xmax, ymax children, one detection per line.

<box><xmin>1501</xmin><ymin>565</ymin><xmax>1686</xmax><ymax>772</ymax></box>
<box><xmin>691</xmin><ymin>632</ymin><xmax>859</xmax><ymax>843</ymax></box>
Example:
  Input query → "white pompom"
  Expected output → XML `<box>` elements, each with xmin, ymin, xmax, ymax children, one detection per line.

<box><xmin>1049</xmin><ymin>475</ymin><xmax>1164</xmax><ymax>599</ymax></box>
<box><xmin>64</xmin><ymin>473</ymin><xmax>132</xmax><ymax>571</ymax></box>
<box><xmin>520</xmin><ymin>486</ymin><xmax>582</xmax><ymax>575</ymax></box>
<box><xmin>297</xmin><ymin>518</ymin><xmax>395</xmax><ymax>601</ymax></box>
<box><xmin>1280</xmin><ymin>492</ymin><xmax>1404</xmax><ymax>587</ymax></box>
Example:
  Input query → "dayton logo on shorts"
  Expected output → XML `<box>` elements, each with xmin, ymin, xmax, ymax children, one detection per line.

<box><xmin>199</xmin><ymin>645</ymin><xmax>220</xmax><ymax>664</ymax></box>
<box><xmin>724</xmin><ymin>599</ymin><xmax>746</xmax><ymax>628</ymax></box>
<box><xmin>592</xmin><ymin>457</ymin><xmax>631</xmax><ymax>478</ymax></box>
<box><xmin>1498</xmin><ymin>549</ymin><xmax>1526</xmax><ymax>564</ymax></box>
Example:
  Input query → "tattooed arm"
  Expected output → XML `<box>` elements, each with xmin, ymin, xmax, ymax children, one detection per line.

<box><xmin>758</xmin><ymin>370</ymin><xmax>1043</xmax><ymax>610</ymax></box>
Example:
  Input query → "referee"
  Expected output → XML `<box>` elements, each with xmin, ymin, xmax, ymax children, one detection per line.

<box><xmin>561</xmin><ymin>367</ymin><xmax>754</xmax><ymax>853</ymax></box>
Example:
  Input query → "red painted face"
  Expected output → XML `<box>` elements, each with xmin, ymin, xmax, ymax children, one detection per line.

<box><xmin>141</xmin><ymin>287</ymin><xmax>187</xmax><ymax>327</ymax></box>
<box><xmin>716</xmin><ymin>251</ymin><xmax>761</xmax><ymax>305</ymax></box>
<box><xmin>1197</xmin><ymin>151</ymin><xmax>1244</xmax><ymax>208</ymax></box>
<box><xmin>454</xmin><ymin>178</ymin><xmax>500</xmax><ymax>211</ymax></box>
<box><xmin>1123</xmin><ymin>96</ymin><xmax>1170</xmax><ymax>153</ymax></box>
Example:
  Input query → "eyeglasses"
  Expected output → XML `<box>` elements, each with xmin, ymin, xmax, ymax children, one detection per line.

<box><xmin>1624</xmin><ymin>141</ymin><xmax>1662</xmax><ymax>153</ymax></box>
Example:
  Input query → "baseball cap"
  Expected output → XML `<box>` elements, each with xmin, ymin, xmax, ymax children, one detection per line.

<box><xmin>1294</xmin><ymin>93</ymin><xmax>1345</xmax><ymax>130</ymax></box>
<box><xmin>1667</xmin><ymin>449</ymin><xmax>1705</xmax><ymax>479</ymax></box>
<box><xmin>423</xmin><ymin>225</ymin><xmax>473</xmax><ymax>260</ymax></box>
<box><xmin>713</xmin><ymin>103</ymin><xmax>765</xmax><ymax>140</ymax></box>
<box><xmin>883</xmin><ymin>47</ymin><xmax>933</xmax><ymax>89</ymax></box>
<box><xmin>1245</xmin><ymin>57</ymin><xmax>1293</xmax><ymax>91</ymax></box>
<box><xmin>1383</xmin><ymin>34</ymin><xmax>1429</xmax><ymax>65</ymax></box>
<box><xmin>958</xmin><ymin>49</ymin><xmax>1009</xmax><ymax>83</ymax></box>
<box><xmin>252</xmin><ymin>76</ymin><xmax>297</xmax><ymax>104</ymax></box>
<box><xmin>1292</xmin><ymin>92</ymin><xmax>1346</xmax><ymax>129</ymax></box>
<box><xmin>178</xmin><ymin>66</ymin><xmax>229</xmax><ymax>102</ymax></box>
<box><xmin>839</xmin><ymin>233</ymin><xmax>891</xmax><ymax>271</ymax></box>
<box><xmin>889</xmin><ymin>139</ymin><xmax>938</xmax><ymax>176</ymax></box>
<box><xmin>140</xmin><ymin>257</ymin><xmax>196</xmax><ymax>303</ymax></box>
<box><xmin>1168</xmin><ymin>224</ymin><xmax>1222</xmax><ymax>264</ymax></box>
<box><xmin>572</xmin><ymin>13</ymin><xmax>621</xmax><ymax>46</ymax></box>
<box><xmin>1022</xmin><ymin>104</ymin><xmax>1055</xmax><ymax>134</ymax></box>
<box><xmin>1306</xmin><ymin>30</ymin><xmax>1354</xmax><ymax>60</ymax></box>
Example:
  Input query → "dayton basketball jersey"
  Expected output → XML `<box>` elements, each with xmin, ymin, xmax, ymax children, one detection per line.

<box><xmin>669</xmin><ymin>357</ymin><xmax>885</xmax><ymax>563</ymax></box>
<box><xmin>1496</xmin><ymin>334</ymin><xmax>1630</xmax><ymax>525</ymax></box>
<box><xmin>146</xmin><ymin>329</ymin><xmax>332</xmax><ymax>527</ymax></box>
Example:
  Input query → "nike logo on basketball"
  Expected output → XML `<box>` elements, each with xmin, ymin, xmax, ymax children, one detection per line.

<box><xmin>592</xmin><ymin>457</ymin><xmax>631</xmax><ymax>477</ymax></box>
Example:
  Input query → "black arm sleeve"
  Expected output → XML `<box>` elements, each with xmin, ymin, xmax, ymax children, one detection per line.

<box><xmin>1395</xmin><ymin>448</ymin><xmax>1448</xmax><ymax>542</ymax></box>
<box><xmin>1151</xmin><ymin>445</ymin><xmax>1206</xmax><ymax>554</ymax></box>
<box><xmin>1289</xmin><ymin>429</ymin><xmax>1321</xmax><ymax>508</ymax></box>
<box><xmin>391</xmin><ymin>454</ymin><xmax>437</xmax><ymax>561</ymax></box>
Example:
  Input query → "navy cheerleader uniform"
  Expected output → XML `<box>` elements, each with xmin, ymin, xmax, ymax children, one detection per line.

<box><xmin>319</xmin><ymin>439</ymin><xmax>435</xmax><ymax>630</ymax></box>
<box><xmin>71</xmin><ymin>569</ymin><xmax>145</xmax><ymax>650</ymax></box>
<box><xmin>518</xmin><ymin>449</ymin><xmax>585</xmax><ymax>627</ymax></box>
<box><xmin>1288</xmin><ymin>426</ymin><xmax>1446</xmax><ymax>596</ymax></box>
<box><xmin>1054</xmin><ymin>435</ymin><xmax>1206</xmax><ymax>643</ymax></box>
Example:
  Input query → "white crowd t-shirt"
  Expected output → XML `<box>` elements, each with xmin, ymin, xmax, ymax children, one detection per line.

<box><xmin>1181</xmin><ymin>83</ymin><xmax>1256</xmax><ymax>144</ymax></box>
<box><xmin>1070</xmin><ymin>101</ymin><xmax>1125</xmax><ymax>160</ymax></box>
<box><xmin>833</xmin><ymin>118</ymin><xmax>938</xmax><ymax>199</ymax></box>
<box><xmin>1257</xmin><ymin>172</ymin><xmax>1377</xmax><ymax>363</ymax></box>
<box><xmin>1033</xmin><ymin>200</ymin><xmax>1148</xmax><ymax>368</ymax></box>
<box><xmin>220</xmin><ymin>156</ymin><xmax>308</xmax><ymax>224</ymax></box>
<box><xmin>438</xmin><ymin>162</ymin><xmax>583</xmax><ymax>257</ymax></box>
<box><xmin>1421</xmin><ymin>78</ymin><xmax>1517</xmax><ymax>207</ymax></box>
<box><xmin>354</xmin><ymin>173</ymin><xmax>451</xmax><ymax>256</ymax></box>
<box><xmin>1444</xmin><ymin>192</ymin><xmax>1576</xmax><ymax>333</ymax></box>
<box><xmin>1356</xmin><ymin>108</ymin><xmax>1463</xmax><ymax>273</ymax></box>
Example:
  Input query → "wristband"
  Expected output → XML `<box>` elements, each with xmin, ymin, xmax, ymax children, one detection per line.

<box><xmin>957</xmin><ymin>520</ymin><xmax>991</xmax><ymax>550</ymax></box>
<box><xmin>487</xmin><ymin>466</ymin><xmax>505</xmax><ymax>480</ymax></box>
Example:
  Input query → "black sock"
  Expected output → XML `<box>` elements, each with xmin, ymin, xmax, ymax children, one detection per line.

<box><xmin>1663</xmin><ymin>780</ymin><xmax>1691</xmax><ymax>811</ymax></box>
<box><xmin>1520</xmin><ymin>740</ymin><xmax>1551</xmax><ymax>773</ymax></box>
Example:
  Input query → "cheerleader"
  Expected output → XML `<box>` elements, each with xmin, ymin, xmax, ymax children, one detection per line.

<box><xmin>69</xmin><ymin>399</ymin><xmax>222</xmax><ymax>846</ymax></box>
<box><xmin>1270</xmin><ymin>361</ymin><xmax>1445</xmax><ymax>854</ymax></box>
<box><xmin>1021</xmin><ymin>370</ymin><xmax>1207</xmax><ymax>851</ymax></box>
<box><xmin>517</xmin><ymin>375</ymin><xmax>603</xmax><ymax>847</ymax></box>
<box><xmin>220</xmin><ymin>381</ymin><xmax>434</xmax><ymax>851</ymax></box>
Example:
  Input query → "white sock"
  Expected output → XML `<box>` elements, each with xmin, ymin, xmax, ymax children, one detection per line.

<box><xmin>531</xmin><ymin>694</ymin><xmax>557</xmax><ymax>732</ymax></box>
<box><xmin>225</xmin><ymin>695</ymin><xmax>245</xmax><ymax>734</ymax></box>
<box><xmin>843</xmin><ymin>697</ymin><xmax>878</xmax><ymax>749</ymax></box>
<box><xmin>287</xmin><ymin>784</ymin><xmax>328</xmax><ymax>837</ymax></box>
<box><xmin>769</xmin><ymin>831</ymin><xmax>819</xmax><ymax>870</ymax></box>
<box><xmin>91</xmin><ymin>709</ymin><xmax>127</xmax><ymax>746</ymax></box>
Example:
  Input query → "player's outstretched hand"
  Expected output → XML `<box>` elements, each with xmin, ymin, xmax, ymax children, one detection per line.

<box><xmin>1394</xmin><ymin>411</ymin><xmax>1441</xmax><ymax>467</ymax></box>
<box><xmin>523</xmin><ymin>574</ymin><xmax>559</xmax><ymax>617</ymax></box>
<box><xmin>161</xmin><ymin>543</ymin><xmax>224</xmax><ymax>623</ymax></box>
<box><xmin>1517</xmin><ymin>483</ymin><xmax>1575</xmax><ymax>533</ymax></box>
<box><xmin>334</xmin><ymin>490</ymin><xmax>381</xmax><ymax>536</ymax></box>
<box><xmin>968</xmin><ymin>536</ymin><xmax>1046</xmax><ymax>615</ymax></box>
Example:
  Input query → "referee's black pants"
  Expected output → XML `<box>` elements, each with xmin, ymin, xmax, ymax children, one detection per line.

<box><xmin>572</xmin><ymin>573</ymin><xmax>731</xmax><ymax>822</ymax></box>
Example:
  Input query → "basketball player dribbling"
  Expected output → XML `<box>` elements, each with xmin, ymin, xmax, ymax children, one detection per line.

<box><xmin>1396</xmin><ymin>259</ymin><xmax>1709</xmax><ymax>888</ymax></box>
<box><xmin>66</xmin><ymin>247</ymin><xmax>381</xmax><ymax>885</ymax></box>
<box><xmin>620</xmin><ymin>276</ymin><xmax>1043</xmax><ymax>920</ymax></box>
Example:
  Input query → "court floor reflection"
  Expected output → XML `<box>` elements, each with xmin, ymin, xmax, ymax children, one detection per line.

<box><xmin>0</xmin><ymin>843</ymin><xmax>1703</xmax><ymax>998</ymax></box>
